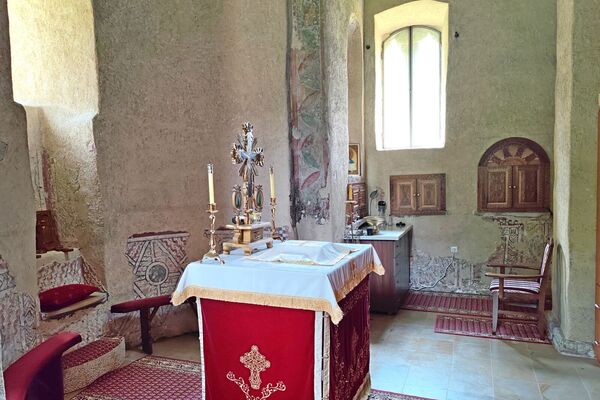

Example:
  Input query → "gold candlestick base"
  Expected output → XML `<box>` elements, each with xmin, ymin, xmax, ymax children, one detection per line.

<box><xmin>202</xmin><ymin>203</ymin><xmax>224</xmax><ymax>264</ymax></box>
<box><xmin>345</xmin><ymin>200</ymin><xmax>359</xmax><ymax>243</ymax></box>
<box><xmin>270</xmin><ymin>197</ymin><xmax>284</xmax><ymax>242</ymax></box>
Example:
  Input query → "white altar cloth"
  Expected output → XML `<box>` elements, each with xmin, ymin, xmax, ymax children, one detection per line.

<box><xmin>171</xmin><ymin>241</ymin><xmax>383</xmax><ymax>324</ymax></box>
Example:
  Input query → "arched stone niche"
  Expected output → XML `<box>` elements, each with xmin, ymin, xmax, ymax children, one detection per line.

<box><xmin>477</xmin><ymin>137</ymin><xmax>550</xmax><ymax>212</ymax></box>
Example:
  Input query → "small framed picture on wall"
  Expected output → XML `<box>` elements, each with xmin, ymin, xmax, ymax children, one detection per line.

<box><xmin>348</xmin><ymin>143</ymin><xmax>361</xmax><ymax>176</ymax></box>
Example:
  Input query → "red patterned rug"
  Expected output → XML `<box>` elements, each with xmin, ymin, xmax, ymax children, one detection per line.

<box><xmin>434</xmin><ymin>314</ymin><xmax>550</xmax><ymax>344</ymax></box>
<box><xmin>402</xmin><ymin>291</ymin><xmax>539</xmax><ymax>320</ymax></box>
<box><xmin>72</xmin><ymin>355</ymin><xmax>430</xmax><ymax>400</ymax></box>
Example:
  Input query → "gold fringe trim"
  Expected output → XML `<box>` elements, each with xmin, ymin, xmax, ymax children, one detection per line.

<box><xmin>353</xmin><ymin>373</ymin><xmax>372</xmax><ymax>400</ymax></box>
<box><xmin>333</xmin><ymin>262</ymin><xmax>385</xmax><ymax>301</ymax></box>
<box><xmin>171</xmin><ymin>286</ymin><xmax>345</xmax><ymax>324</ymax></box>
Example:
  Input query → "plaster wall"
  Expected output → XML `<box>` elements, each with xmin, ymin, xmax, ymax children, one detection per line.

<box><xmin>7</xmin><ymin>0</ymin><xmax>104</xmax><ymax>277</ymax></box>
<box><xmin>364</xmin><ymin>1</ymin><xmax>556</xmax><ymax>291</ymax></box>
<box><xmin>0</xmin><ymin>0</ymin><xmax>37</xmax><ymax>366</ymax></box>
<box><xmin>553</xmin><ymin>0</ymin><xmax>600</xmax><ymax>344</ymax></box>
<box><xmin>91</xmin><ymin>0</ymin><xmax>290</xmax><ymax>303</ymax></box>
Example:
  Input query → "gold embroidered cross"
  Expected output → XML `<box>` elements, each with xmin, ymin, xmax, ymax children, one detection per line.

<box><xmin>240</xmin><ymin>345</ymin><xmax>270</xmax><ymax>390</ymax></box>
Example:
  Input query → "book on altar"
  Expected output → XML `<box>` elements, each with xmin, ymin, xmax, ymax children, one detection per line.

<box><xmin>247</xmin><ymin>240</ymin><xmax>356</xmax><ymax>266</ymax></box>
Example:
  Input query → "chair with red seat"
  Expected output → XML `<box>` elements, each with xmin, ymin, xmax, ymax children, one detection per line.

<box><xmin>3</xmin><ymin>331</ymin><xmax>82</xmax><ymax>400</ymax></box>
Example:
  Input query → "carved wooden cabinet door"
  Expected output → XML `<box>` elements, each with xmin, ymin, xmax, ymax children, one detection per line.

<box><xmin>480</xmin><ymin>166</ymin><xmax>512</xmax><ymax>210</ymax></box>
<box><xmin>478</xmin><ymin>138</ymin><xmax>550</xmax><ymax>212</ymax></box>
<box><xmin>513</xmin><ymin>165</ymin><xmax>545</xmax><ymax>210</ymax></box>
<box><xmin>418</xmin><ymin>176</ymin><xmax>442</xmax><ymax>213</ymax></box>
<box><xmin>390</xmin><ymin>177</ymin><xmax>417</xmax><ymax>215</ymax></box>
<box><xmin>390</xmin><ymin>174</ymin><xmax>445</xmax><ymax>216</ymax></box>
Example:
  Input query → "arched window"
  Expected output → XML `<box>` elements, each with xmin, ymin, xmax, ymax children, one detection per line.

<box><xmin>383</xmin><ymin>26</ymin><xmax>442</xmax><ymax>149</ymax></box>
<box><xmin>478</xmin><ymin>138</ymin><xmax>550</xmax><ymax>212</ymax></box>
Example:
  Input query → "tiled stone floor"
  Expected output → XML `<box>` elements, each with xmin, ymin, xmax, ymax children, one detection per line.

<box><xmin>69</xmin><ymin>310</ymin><xmax>600</xmax><ymax>400</ymax></box>
<box><xmin>370</xmin><ymin>310</ymin><xmax>600</xmax><ymax>400</ymax></box>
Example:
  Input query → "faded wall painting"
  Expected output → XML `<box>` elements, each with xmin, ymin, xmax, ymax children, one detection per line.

<box><xmin>288</xmin><ymin>0</ymin><xmax>330</xmax><ymax>225</ymax></box>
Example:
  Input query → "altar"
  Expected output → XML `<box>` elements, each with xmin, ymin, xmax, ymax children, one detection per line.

<box><xmin>171</xmin><ymin>241</ymin><xmax>383</xmax><ymax>400</ymax></box>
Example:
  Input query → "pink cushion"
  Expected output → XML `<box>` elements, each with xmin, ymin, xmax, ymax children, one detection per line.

<box><xmin>39</xmin><ymin>284</ymin><xmax>101</xmax><ymax>312</ymax></box>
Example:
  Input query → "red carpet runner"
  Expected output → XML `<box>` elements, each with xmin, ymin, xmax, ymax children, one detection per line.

<box><xmin>402</xmin><ymin>291</ymin><xmax>538</xmax><ymax>320</ymax></box>
<box><xmin>434</xmin><ymin>315</ymin><xmax>550</xmax><ymax>344</ymax></box>
<box><xmin>72</xmin><ymin>355</ymin><xmax>432</xmax><ymax>400</ymax></box>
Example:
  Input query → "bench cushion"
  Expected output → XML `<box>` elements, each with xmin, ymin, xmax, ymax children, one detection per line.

<box><xmin>489</xmin><ymin>278</ymin><xmax>540</xmax><ymax>294</ymax></box>
<box><xmin>39</xmin><ymin>284</ymin><xmax>101</xmax><ymax>312</ymax></box>
<box><xmin>110</xmin><ymin>294</ymin><xmax>172</xmax><ymax>313</ymax></box>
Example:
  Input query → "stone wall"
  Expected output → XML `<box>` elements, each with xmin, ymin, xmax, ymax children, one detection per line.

<box><xmin>552</xmin><ymin>0</ymin><xmax>600</xmax><ymax>349</ymax></box>
<box><xmin>289</xmin><ymin>0</ymin><xmax>364</xmax><ymax>242</ymax></box>
<box><xmin>91</xmin><ymin>0</ymin><xmax>291</xmax><ymax>306</ymax></box>
<box><xmin>0</xmin><ymin>0</ymin><xmax>38</xmax><ymax>367</ymax></box>
<box><xmin>364</xmin><ymin>0</ymin><xmax>556</xmax><ymax>291</ymax></box>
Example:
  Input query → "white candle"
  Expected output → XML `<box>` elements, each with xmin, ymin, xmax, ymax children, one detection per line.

<box><xmin>269</xmin><ymin>165</ymin><xmax>276</xmax><ymax>199</ymax></box>
<box><xmin>207</xmin><ymin>163</ymin><xmax>215</xmax><ymax>204</ymax></box>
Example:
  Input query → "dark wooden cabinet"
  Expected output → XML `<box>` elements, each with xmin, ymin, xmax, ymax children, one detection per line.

<box><xmin>358</xmin><ymin>227</ymin><xmax>412</xmax><ymax>314</ymax></box>
<box><xmin>478</xmin><ymin>138</ymin><xmax>550</xmax><ymax>212</ymax></box>
<box><xmin>390</xmin><ymin>174</ymin><xmax>445</xmax><ymax>216</ymax></box>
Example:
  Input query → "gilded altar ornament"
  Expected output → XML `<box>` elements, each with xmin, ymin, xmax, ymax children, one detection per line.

<box><xmin>227</xmin><ymin>345</ymin><xmax>286</xmax><ymax>400</ymax></box>
<box><xmin>223</xmin><ymin>122</ymin><xmax>274</xmax><ymax>255</ymax></box>
<box><xmin>202</xmin><ymin>164</ymin><xmax>224</xmax><ymax>264</ymax></box>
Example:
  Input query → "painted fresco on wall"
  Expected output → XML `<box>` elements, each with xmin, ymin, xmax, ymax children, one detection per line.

<box><xmin>288</xmin><ymin>0</ymin><xmax>330</xmax><ymax>225</ymax></box>
<box><xmin>0</xmin><ymin>257</ymin><xmax>40</xmax><ymax>367</ymax></box>
<box><xmin>125</xmin><ymin>231</ymin><xmax>190</xmax><ymax>298</ymax></box>
<box><xmin>410</xmin><ymin>214</ymin><xmax>552</xmax><ymax>293</ymax></box>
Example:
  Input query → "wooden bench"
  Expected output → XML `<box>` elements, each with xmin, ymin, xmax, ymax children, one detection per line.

<box><xmin>110</xmin><ymin>295</ymin><xmax>196</xmax><ymax>354</ymax></box>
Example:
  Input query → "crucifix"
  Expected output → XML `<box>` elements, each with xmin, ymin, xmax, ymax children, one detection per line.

<box><xmin>231</xmin><ymin>122</ymin><xmax>264</xmax><ymax>221</ymax></box>
<box><xmin>223</xmin><ymin>122</ymin><xmax>273</xmax><ymax>255</ymax></box>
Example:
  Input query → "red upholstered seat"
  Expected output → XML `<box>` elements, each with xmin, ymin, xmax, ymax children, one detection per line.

<box><xmin>110</xmin><ymin>294</ymin><xmax>172</xmax><ymax>313</ymax></box>
<box><xmin>3</xmin><ymin>331</ymin><xmax>82</xmax><ymax>400</ymax></box>
<box><xmin>489</xmin><ymin>278</ymin><xmax>541</xmax><ymax>294</ymax></box>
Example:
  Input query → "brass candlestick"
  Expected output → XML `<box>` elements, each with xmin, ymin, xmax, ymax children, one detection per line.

<box><xmin>202</xmin><ymin>203</ymin><xmax>224</xmax><ymax>264</ymax></box>
<box><xmin>345</xmin><ymin>200</ymin><xmax>359</xmax><ymax>243</ymax></box>
<box><xmin>270</xmin><ymin>197</ymin><xmax>284</xmax><ymax>241</ymax></box>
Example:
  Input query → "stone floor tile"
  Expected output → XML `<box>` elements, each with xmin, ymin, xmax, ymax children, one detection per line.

<box><xmin>402</xmin><ymin>383</ymin><xmax>447</xmax><ymax>400</ymax></box>
<box><xmin>492</xmin><ymin>357</ymin><xmax>537</xmax><ymax>382</ymax></box>
<box><xmin>538</xmin><ymin>382</ymin><xmax>591</xmax><ymax>400</ymax></box>
<box><xmin>493</xmin><ymin>377</ymin><xmax>542</xmax><ymax>400</ymax></box>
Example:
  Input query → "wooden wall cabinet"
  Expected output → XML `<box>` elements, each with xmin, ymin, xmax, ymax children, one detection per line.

<box><xmin>390</xmin><ymin>174</ymin><xmax>446</xmax><ymax>216</ymax></box>
<box><xmin>358</xmin><ymin>227</ymin><xmax>412</xmax><ymax>314</ymax></box>
<box><xmin>478</xmin><ymin>138</ymin><xmax>550</xmax><ymax>212</ymax></box>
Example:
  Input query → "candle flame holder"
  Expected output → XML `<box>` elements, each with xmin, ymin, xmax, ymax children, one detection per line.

<box><xmin>270</xmin><ymin>197</ymin><xmax>284</xmax><ymax>242</ymax></box>
<box><xmin>202</xmin><ymin>203</ymin><xmax>225</xmax><ymax>264</ymax></box>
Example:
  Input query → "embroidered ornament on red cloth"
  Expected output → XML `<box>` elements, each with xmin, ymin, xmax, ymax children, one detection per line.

<box><xmin>39</xmin><ymin>283</ymin><xmax>101</xmax><ymax>312</ymax></box>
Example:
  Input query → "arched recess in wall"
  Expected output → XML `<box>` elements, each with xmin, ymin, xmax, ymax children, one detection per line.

<box><xmin>347</xmin><ymin>18</ymin><xmax>364</xmax><ymax>181</ymax></box>
<box><xmin>7</xmin><ymin>0</ymin><xmax>105</xmax><ymax>282</ymax></box>
<box><xmin>477</xmin><ymin>137</ymin><xmax>550</xmax><ymax>213</ymax></box>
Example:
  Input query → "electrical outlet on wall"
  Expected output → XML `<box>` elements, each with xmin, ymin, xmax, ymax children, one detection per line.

<box><xmin>450</xmin><ymin>246</ymin><xmax>458</xmax><ymax>254</ymax></box>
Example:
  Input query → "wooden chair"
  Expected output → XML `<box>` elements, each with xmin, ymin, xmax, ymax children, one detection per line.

<box><xmin>485</xmin><ymin>238</ymin><xmax>553</xmax><ymax>335</ymax></box>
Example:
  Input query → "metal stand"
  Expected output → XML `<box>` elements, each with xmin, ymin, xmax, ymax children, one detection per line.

<box><xmin>345</xmin><ymin>200</ymin><xmax>359</xmax><ymax>243</ymax></box>
<box><xmin>270</xmin><ymin>197</ymin><xmax>284</xmax><ymax>241</ymax></box>
<box><xmin>202</xmin><ymin>203</ymin><xmax>224</xmax><ymax>264</ymax></box>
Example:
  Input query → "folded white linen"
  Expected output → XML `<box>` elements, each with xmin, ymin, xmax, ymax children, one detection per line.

<box><xmin>247</xmin><ymin>240</ymin><xmax>354</xmax><ymax>266</ymax></box>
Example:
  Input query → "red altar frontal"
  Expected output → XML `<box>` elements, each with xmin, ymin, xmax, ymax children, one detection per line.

<box><xmin>199</xmin><ymin>277</ymin><xmax>370</xmax><ymax>400</ymax></box>
<box><xmin>172</xmin><ymin>241</ymin><xmax>383</xmax><ymax>400</ymax></box>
